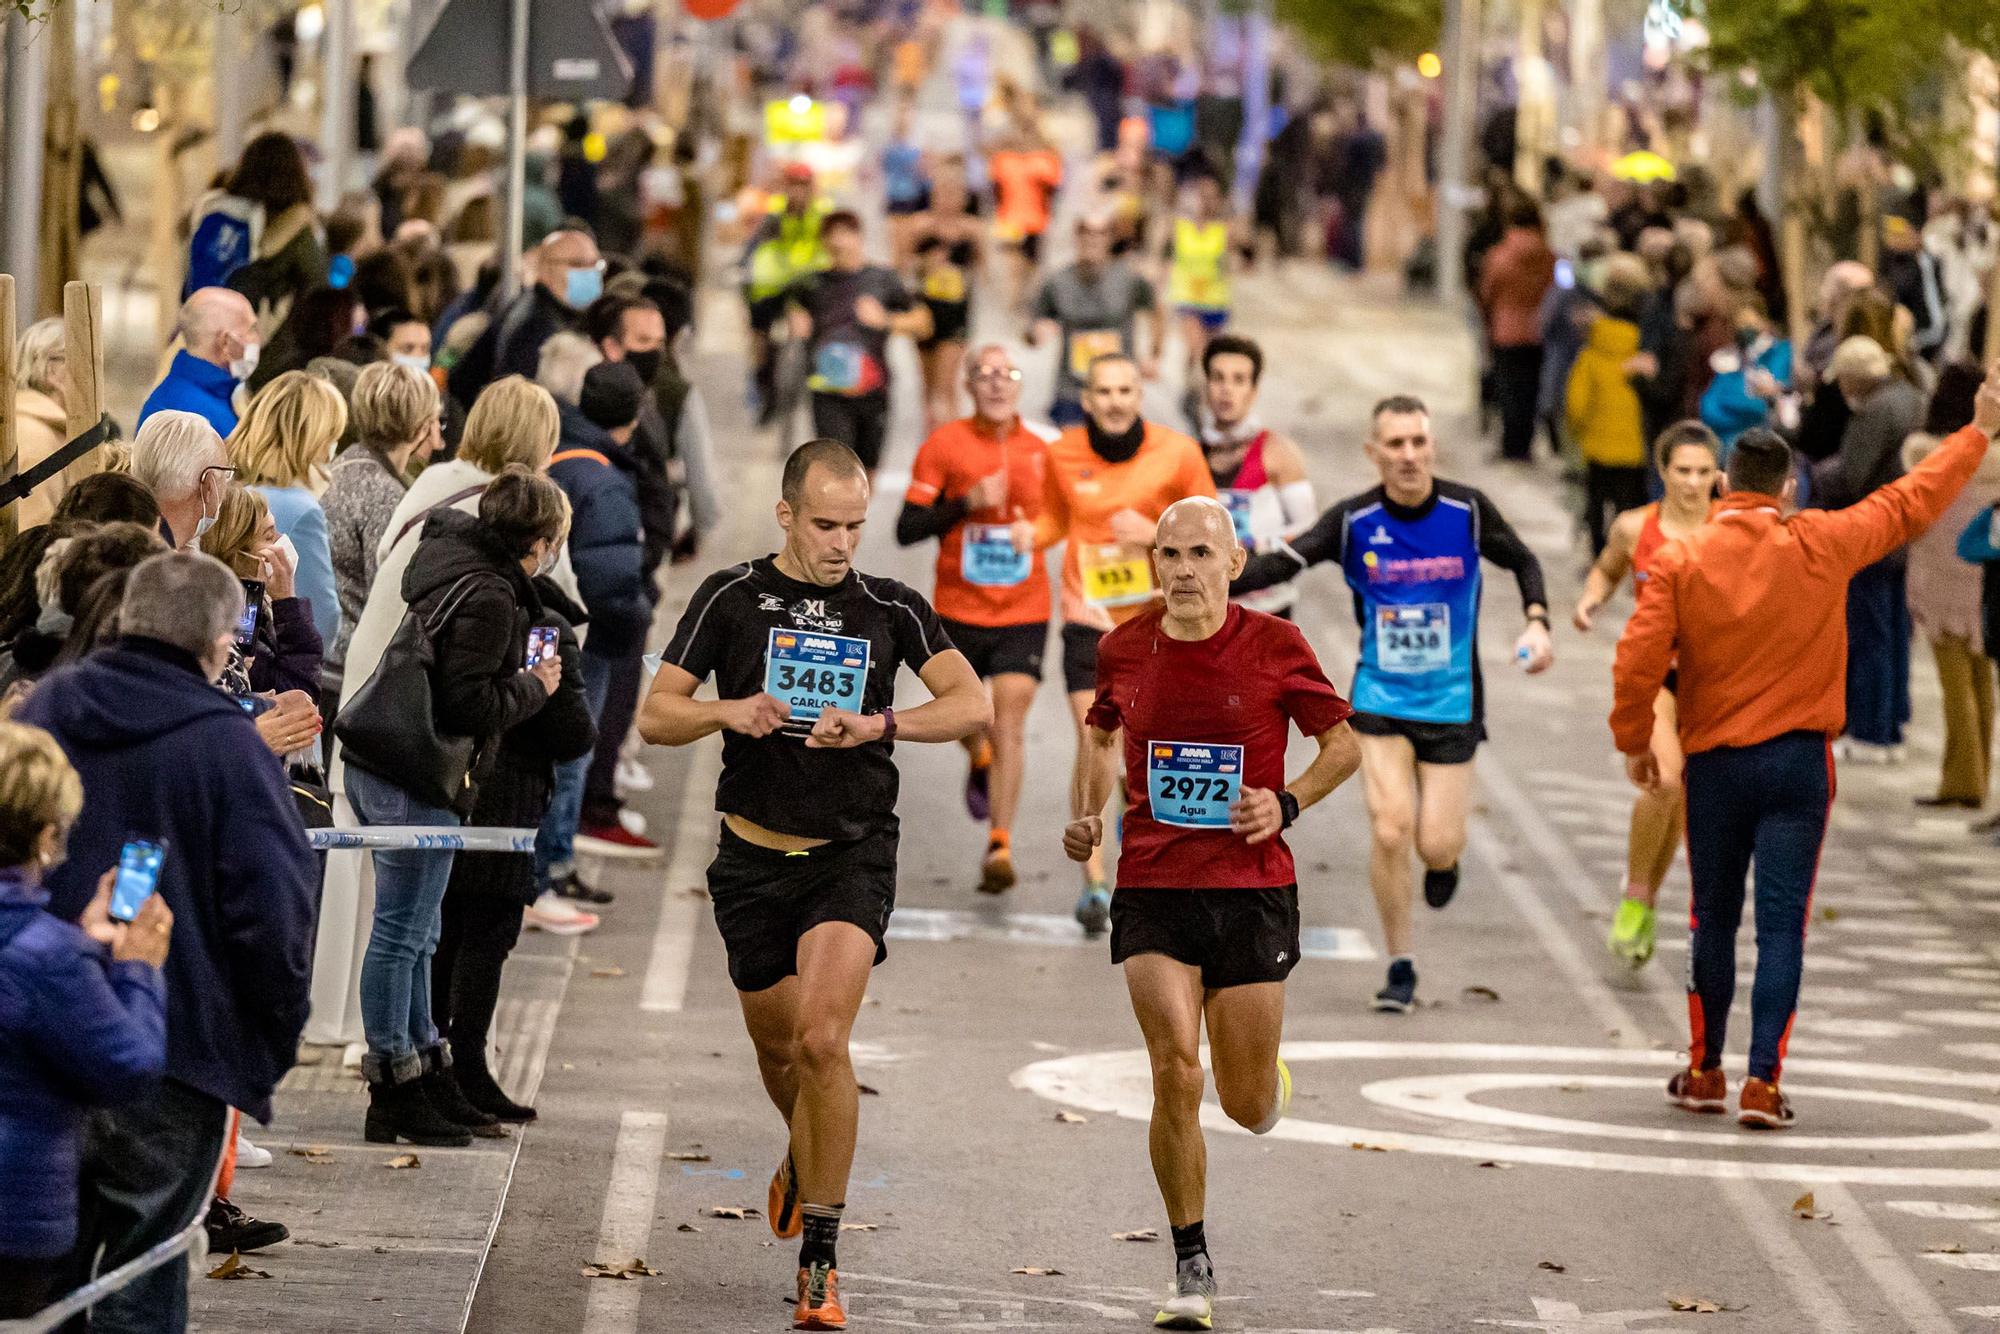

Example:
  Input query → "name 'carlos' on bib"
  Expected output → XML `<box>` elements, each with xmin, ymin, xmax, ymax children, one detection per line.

<box><xmin>1146</xmin><ymin>740</ymin><xmax>1244</xmax><ymax>829</ymax></box>
<box><xmin>765</xmin><ymin>627</ymin><xmax>870</xmax><ymax>723</ymax></box>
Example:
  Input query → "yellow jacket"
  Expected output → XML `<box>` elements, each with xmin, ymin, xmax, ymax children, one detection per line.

<box><xmin>1566</xmin><ymin>315</ymin><xmax>1647</xmax><ymax>468</ymax></box>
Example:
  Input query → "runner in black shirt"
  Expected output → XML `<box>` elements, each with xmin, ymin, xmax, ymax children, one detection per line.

<box><xmin>638</xmin><ymin>439</ymin><xmax>987</xmax><ymax>1332</ymax></box>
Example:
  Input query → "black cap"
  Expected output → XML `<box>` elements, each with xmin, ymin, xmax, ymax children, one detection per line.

<box><xmin>580</xmin><ymin>360</ymin><xmax>645</xmax><ymax>431</ymax></box>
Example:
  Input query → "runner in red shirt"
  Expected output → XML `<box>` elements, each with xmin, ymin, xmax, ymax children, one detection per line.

<box><xmin>1063</xmin><ymin>496</ymin><xmax>1359</xmax><ymax>1331</ymax></box>
<box><xmin>897</xmin><ymin>344</ymin><xmax>1055</xmax><ymax>892</ymax></box>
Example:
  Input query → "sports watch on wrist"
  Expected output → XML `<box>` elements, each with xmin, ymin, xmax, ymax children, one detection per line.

<box><xmin>1277</xmin><ymin>790</ymin><xmax>1301</xmax><ymax>830</ymax></box>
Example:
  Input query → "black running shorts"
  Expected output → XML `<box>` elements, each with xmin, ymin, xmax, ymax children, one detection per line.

<box><xmin>1110</xmin><ymin>885</ymin><xmax>1301</xmax><ymax>989</ymax></box>
<box><xmin>1061</xmin><ymin>622</ymin><xmax>1104</xmax><ymax>696</ymax></box>
<box><xmin>1348</xmin><ymin>711</ymin><xmax>1484</xmax><ymax>766</ymax></box>
<box><xmin>705</xmin><ymin>823</ymin><xmax>897</xmax><ymax>993</ymax></box>
<box><xmin>940</xmin><ymin>617</ymin><xmax>1047</xmax><ymax>682</ymax></box>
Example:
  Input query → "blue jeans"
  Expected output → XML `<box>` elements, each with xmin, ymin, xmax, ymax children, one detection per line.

<box><xmin>1683</xmin><ymin>730</ymin><xmax>1832</xmax><ymax>1082</ymax></box>
<box><xmin>1844</xmin><ymin>557</ymin><xmax>1912</xmax><ymax>746</ymax></box>
<box><xmin>348</xmin><ymin>764</ymin><xmax>462</xmax><ymax>1079</ymax></box>
<box><xmin>534</xmin><ymin>654</ymin><xmax>612</xmax><ymax>888</ymax></box>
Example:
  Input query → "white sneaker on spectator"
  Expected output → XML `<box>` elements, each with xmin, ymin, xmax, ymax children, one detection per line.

<box><xmin>341</xmin><ymin>1041</ymin><xmax>365</xmax><ymax>1070</ymax></box>
<box><xmin>525</xmin><ymin>891</ymin><xmax>600</xmax><ymax>935</ymax></box>
<box><xmin>235</xmin><ymin>1132</ymin><xmax>273</xmax><ymax>1169</ymax></box>
<box><xmin>617</xmin><ymin>808</ymin><xmax>648</xmax><ymax>837</ymax></box>
<box><xmin>1835</xmin><ymin>739</ymin><xmax>1903</xmax><ymax>765</ymax></box>
<box><xmin>615</xmin><ymin>757</ymin><xmax>655</xmax><ymax>796</ymax></box>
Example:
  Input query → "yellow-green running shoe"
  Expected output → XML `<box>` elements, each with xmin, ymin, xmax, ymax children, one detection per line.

<box><xmin>1608</xmin><ymin>898</ymin><xmax>1656</xmax><ymax>967</ymax></box>
<box><xmin>1249</xmin><ymin>1055</ymin><xmax>1292</xmax><ymax>1134</ymax></box>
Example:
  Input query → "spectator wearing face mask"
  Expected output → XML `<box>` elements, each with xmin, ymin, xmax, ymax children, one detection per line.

<box><xmin>1700</xmin><ymin>295</ymin><xmax>1796</xmax><ymax>455</ymax></box>
<box><xmin>197</xmin><ymin>482</ymin><xmax>324</xmax><ymax>700</ymax></box>
<box><xmin>130</xmin><ymin>410</ymin><xmax>233</xmax><ymax>551</ymax></box>
<box><xmin>140</xmin><ymin>290</ymin><xmax>261</xmax><ymax>436</ymax></box>
<box><xmin>230</xmin><ymin>370</ymin><xmax>348</xmax><ymax>643</ymax></box>
<box><xmin>0</xmin><ymin>721</ymin><xmax>170</xmax><ymax>1322</ymax></box>
<box><xmin>368</xmin><ymin>306</ymin><xmax>435</xmax><ymax>375</ymax></box>
<box><xmin>447</xmin><ymin>229</ymin><xmax>603</xmax><ymax>407</ymax></box>
<box><xmin>11</xmin><ymin>552</ymin><xmax>318</xmax><ymax>1334</ymax></box>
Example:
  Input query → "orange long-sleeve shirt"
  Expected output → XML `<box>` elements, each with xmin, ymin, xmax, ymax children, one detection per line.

<box><xmin>1611</xmin><ymin>423</ymin><xmax>1993</xmax><ymax>756</ymax></box>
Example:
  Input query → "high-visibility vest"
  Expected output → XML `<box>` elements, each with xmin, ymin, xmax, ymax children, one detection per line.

<box><xmin>1168</xmin><ymin>218</ymin><xmax>1230</xmax><ymax>311</ymax></box>
<box><xmin>747</xmin><ymin>199</ymin><xmax>832</xmax><ymax>299</ymax></box>
<box><xmin>764</xmin><ymin>97</ymin><xmax>829</xmax><ymax>145</ymax></box>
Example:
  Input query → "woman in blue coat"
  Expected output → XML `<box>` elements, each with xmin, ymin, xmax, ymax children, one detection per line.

<box><xmin>0</xmin><ymin>721</ymin><xmax>169</xmax><ymax>1318</ymax></box>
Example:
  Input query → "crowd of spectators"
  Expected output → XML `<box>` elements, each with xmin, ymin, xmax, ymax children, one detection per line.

<box><xmin>0</xmin><ymin>116</ymin><xmax>726</xmax><ymax>1326</ymax></box>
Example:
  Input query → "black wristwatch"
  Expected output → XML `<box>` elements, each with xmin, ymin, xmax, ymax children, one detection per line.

<box><xmin>1277</xmin><ymin>790</ymin><xmax>1301</xmax><ymax>830</ymax></box>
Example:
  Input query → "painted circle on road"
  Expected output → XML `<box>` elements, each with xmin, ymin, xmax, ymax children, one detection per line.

<box><xmin>1011</xmin><ymin>1041</ymin><xmax>2000</xmax><ymax>1186</ymax></box>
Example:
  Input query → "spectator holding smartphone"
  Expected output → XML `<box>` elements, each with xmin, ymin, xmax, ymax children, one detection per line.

<box><xmin>199</xmin><ymin>481</ymin><xmax>324</xmax><ymax>699</ymax></box>
<box><xmin>12</xmin><ymin>551</ymin><xmax>318</xmax><ymax>1334</ymax></box>
<box><xmin>0</xmin><ymin>721</ymin><xmax>171</xmax><ymax>1321</ymax></box>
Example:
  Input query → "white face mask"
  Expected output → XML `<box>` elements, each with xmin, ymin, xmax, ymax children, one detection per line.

<box><xmin>532</xmin><ymin>544</ymin><xmax>558</xmax><ymax>579</ymax></box>
<box><xmin>228</xmin><ymin>338</ymin><xmax>261</xmax><ymax>382</ymax></box>
<box><xmin>392</xmin><ymin>353</ymin><xmax>429</xmax><ymax>372</ymax></box>
<box><xmin>189</xmin><ymin>485</ymin><xmax>221</xmax><ymax>545</ymax></box>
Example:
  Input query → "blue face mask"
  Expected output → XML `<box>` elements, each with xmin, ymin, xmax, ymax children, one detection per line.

<box><xmin>565</xmin><ymin>265</ymin><xmax>603</xmax><ymax>309</ymax></box>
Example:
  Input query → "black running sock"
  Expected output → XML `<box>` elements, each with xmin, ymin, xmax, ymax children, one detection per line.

<box><xmin>799</xmin><ymin>1203</ymin><xmax>843</xmax><ymax>1270</ymax></box>
<box><xmin>1170</xmin><ymin>1220</ymin><xmax>1209</xmax><ymax>1270</ymax></box>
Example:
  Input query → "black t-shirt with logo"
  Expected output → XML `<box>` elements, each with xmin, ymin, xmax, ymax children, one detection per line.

<box><xmin>789</xmin><ymin>264</ymin><xmax>916</xmax><ymax>398</ymax></box>
<box><xmin>664</xmin><ymin>556</ymin><xmax>954</xmax><ymax>840</ymax></box>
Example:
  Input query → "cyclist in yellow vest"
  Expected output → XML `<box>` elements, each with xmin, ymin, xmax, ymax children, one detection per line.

<box><xmin>1165</xmin><ymin>169</ymin><xmax>1246</xmax><ymax>428</ymax></box>
<box><xmin>742</xmin><ymin>163</ymin><xmax>833</xmax><ymax>425</ymax></box>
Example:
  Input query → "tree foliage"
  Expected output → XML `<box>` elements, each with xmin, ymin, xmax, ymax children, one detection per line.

<box><xmin>1699</xmin><ymin>0</ymin><xmax>2000</xmax><ymax>120</ymax></box>
<box><xmin>1268</xmin><ymin>0</ymin><xmax>1442</xmax><ymax>68</ymax></box>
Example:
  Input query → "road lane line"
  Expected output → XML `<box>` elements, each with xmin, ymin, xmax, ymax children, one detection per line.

<box><xmin>1814</xmin><ymin>1183</ymin><xmax>1963</xmax><ymax>1334</ymax></box>
<box><xmin>580</xmin><ymin>1110</ymin><xmax>672</xmax><ymax>1334</ymax></box>
<box><xmin>640</xmin><ymin>742</ymin><xmax>721</xmax><ymax>1012</ymax></box>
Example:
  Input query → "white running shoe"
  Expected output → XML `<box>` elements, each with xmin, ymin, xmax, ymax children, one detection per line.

<box><xmin>235</xmin><ymin>1132</ymin><xmax>273</xmax><ymax>1169</ymax></box>
<box><xmin>615</xmin><ymin>757</ymin><xmax>655</xmax><ymax>795</ymax></box>
<box><xmin>1834</xmin><ymin>739</ymin><xmax>1904</xmax><ymax>765</ymax></box>
<box><xmin>524</xmin><ymin>891</ymin><xmax>600</xmax><ymax>935</ymax></box>
<box><xmin>617</xmin><ymin>808</ymin><xmax>648</xmax><ymax>837</ymax></box>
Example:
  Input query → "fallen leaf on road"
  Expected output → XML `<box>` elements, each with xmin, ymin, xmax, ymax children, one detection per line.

<box><xmin>665</xmin><ymin>1151</ymin><xmax>711</xmax><ymax>1162</ymax></box>
<box><xmin>1054</xmin><ymin>1111</ymin><xmax>1088</xmax><ymax>1124</ymax></box>
<box><xmin>1348</xmin><ymin>1141</ymin><xmax>1397</xmax><ymax>1152</ymax></box>
<box><xmin>1821</xmin><ymin>905</ymin><xmax>1841</xmax><ymax>922</ymax></box>
<box><xmin>383</xmin><ymin>1154</ymin><xmax>421</xmax><ymax>1170</ymax></box>
<box><xmin>1790</xmin><ymin>1192</ymin><xmax>1829</xmax><ymax>1220</ymax></box>
<box><xmin>1667</xmin><ymin>1295</ymin><xmax>1723</xmax><ymax>1313</ymax></box>
<box><xmin>1537</xmin><ymin>1261</ymin><xmax>1566</xmax><ymax>1273</ymax></box>
<box><xmin>1462</xmin><ymin>985</ymin><xmax>1502</xmax><ymax>1002</ymax></box>
<box><xmin>856</xmin><ymin>1082</ymin><xmax>881</xmax><ymax>1096</ymax></box>
<box><xmin>581</xmin><ymin>1258</ymin><xmax>661</xmax><ymax>1280</ymax></box>
<box><xmin>1924</xmin><ymin>1243</ymin><xmax>1966</xmax><ymax>1254</ymax></box>
<box><xmin>290</xmin><ymin>1238</ymin><xmax>340</xmax><ymax>1248</ymax></box>
<box><xmin>676</xmin><ymin>1224</ymin><xmax>701</xmax><ymax>1234</ymax></box>
<box><xmin>708</xmin><ymin>1206</ymin><xmax>762</xmax><ymax>1220</ymax></box>
<box><xmin>1113</xmin><ymin>1229</ymin><xmax>1160</xmax><ymax>1242</ymax></box>
<box><xmin>1558</xmin><ymin>1083</ymin><xmax>1587</xmax><ymax>1093</ymax></box>
<box><xmin>1011</xmin><ymin>1267</ymin><xmax>1064</xmax><ymax>1276</ymax></box>
<box><xmin>206</xmin><ymin>1253</ymin><xmax>271</xmax><ymax>1280</ymax></box>
<box><xmin>1477</xmin><ymin>1161</ymin><xmax>1513</xmax><ymax>1170</ymax></box>
<box><xmin>290</xmin><ymin>1146</ymin><xmax>333</xmax><ymax>1162</ymax></box>
<box><xmin>590</xmin><ymin>965</ymin><xmax>626</xmax><ymax>979</ymax></box>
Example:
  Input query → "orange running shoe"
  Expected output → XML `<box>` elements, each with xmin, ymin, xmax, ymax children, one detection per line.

<box><xmin>794</xmin><ymin>1262</ymin><xmax>846</xmax><ymax>1330</ymax></box>
<box><xmin>769</xmin><ymin>1153</ymin><xmax>802</xmax><ymax>1239</ymax></box>
<box><xmin>1666</xmin><ymin>1066</ymin><xmax>1727</xmax><ymax>1114</ymax></box>
<box><xmin>1738</xmin><ymin>1077</ymin><xmax>1796</xmax><ymax>1130</ymax></box>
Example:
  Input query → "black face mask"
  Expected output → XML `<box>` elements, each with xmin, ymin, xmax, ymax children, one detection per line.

<box><xmin>1085</xmin><ymin>413</ymin><xmax>1146</xmax><ymax>463</ymax></box>
<box><xmin>624</xmin><ymin>349</ymin><xmax>664</xmax><ymax>385</ymax></box>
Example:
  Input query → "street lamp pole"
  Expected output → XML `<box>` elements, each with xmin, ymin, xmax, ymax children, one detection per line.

<box><xmin>501</xmin><ymin>0</ymin><xmax>530</xmax><ymax>302</ymax></box>
<box><xmin>2</xmin><ymin>14</ymin><xmax>49</xmax><ymax>331</ymax></box>
<box><xmin>1436</xmin><ymin>0</ymin><xmax>1481</xmax><ymax>309</ymax></box>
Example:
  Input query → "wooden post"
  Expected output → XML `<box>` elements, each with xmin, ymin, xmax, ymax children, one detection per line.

<box><xmin>62</xmin><ymin>280</ymin><xmax>101</xmax><ymax>454</ymax></box>
<box><xmin>0</xmin><ymin>273</ymin><xmax>17</xmax><ymax>548</ymax></box>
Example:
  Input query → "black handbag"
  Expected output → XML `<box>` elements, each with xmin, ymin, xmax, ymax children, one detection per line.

<box><xmin>334</xmin><ymin>573</ymin><xmax>499</xmax><ymax>814</ymax></box>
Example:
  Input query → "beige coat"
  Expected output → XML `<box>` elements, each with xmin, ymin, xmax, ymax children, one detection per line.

<box><xmin>1904</xmin><ymin>429</ymin><xmax>2000</xmax><ymax>651</ymax></box>
<box><xmin>12</xmin><ymin>388</ymin><xmax>102</xmax><ymax>530</ymax></box>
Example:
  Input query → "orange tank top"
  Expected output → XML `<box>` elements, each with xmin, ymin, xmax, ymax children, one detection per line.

<box><xmin>1632</xmin><ymin>505</ymin><xmax>1667</xmax><ymax>583</ymax></box>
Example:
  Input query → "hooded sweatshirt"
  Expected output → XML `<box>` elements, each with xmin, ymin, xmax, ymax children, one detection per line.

<box><xmin>13</xmin><ymin>637</ymin><xmax>319</xmax><ymax>1122</ymax></box>
<box><xmin>1566</xmin><ymin>314</ymin><xmax>1647</xmax><ymax>468</ymax></box>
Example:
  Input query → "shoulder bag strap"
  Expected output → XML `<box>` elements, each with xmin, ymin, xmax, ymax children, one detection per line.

<box><xmin>390</xmin><ymin>483</ymin><xmax>490</xmax><ymax>553</ymax></box>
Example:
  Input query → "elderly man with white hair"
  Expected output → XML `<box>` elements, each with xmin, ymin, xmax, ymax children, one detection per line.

<box><xmin>139</xmin><ymin>288</ymin><xmax>260</xmax><ymax>435</ymax></box>
<box><xmin>129</xmin><ymin>409</ymin><xmax>233</xmax><ymax>551</ymax></box>
<box><xmin>1813</xmin><ymin>334</ymin><xmax>1931</xmax><ymax>762</ymax></box>
<box><xmin>1065</xmin><ymin>495</ymin><xmax>1360</xmax><ymax>1331</ymax></box>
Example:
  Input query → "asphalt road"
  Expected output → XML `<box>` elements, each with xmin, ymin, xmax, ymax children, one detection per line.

<box><xmin>449</xmin><ymin>240</ymin><xmax>2000</xmax><ymax>1334</ymax></box>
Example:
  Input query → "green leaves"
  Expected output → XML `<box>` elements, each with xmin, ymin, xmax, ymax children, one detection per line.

<box><xmin>1274</xmin><ymin>0</ymin><xmax>1442</xmax><ymax>67</ymax></box>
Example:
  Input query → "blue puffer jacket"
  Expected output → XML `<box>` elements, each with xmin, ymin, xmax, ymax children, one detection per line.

<box><xmin>0</xmin><ymin>866</ymin><xmax>166</xmax><ymax>1259</ymax></box>
<box><xmin>548</xmin><ymin>403</ymin><xmax>654</xmax><ymax>658</ymax></box>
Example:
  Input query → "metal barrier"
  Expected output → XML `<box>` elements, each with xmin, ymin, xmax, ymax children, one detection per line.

<box><xmin>1</xmin><ymin>825</ymin><xmax>534</xmax><ymax>1330</ymax></box>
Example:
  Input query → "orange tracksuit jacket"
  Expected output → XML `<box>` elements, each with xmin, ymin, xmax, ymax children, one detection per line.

<box><xmin>1611</xmin><ymin>423</ymin><xmax>1992</xmax><ymax>757</ymax></box>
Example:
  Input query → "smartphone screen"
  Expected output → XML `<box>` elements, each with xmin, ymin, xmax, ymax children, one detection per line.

<box><xmin>1554</xmin><ymin>259</ymin><xmax>1576</xmax><ymax>290</ymax></box>
<box><xmin>236</xmin><ymin>580</ymin><xmax>265</xmax><ymax>648</ymax></box>
<box><xmin>238</xmin><ymin>694</ymin><xmax>275</xmax><ymax>718</ymax></box>
<box><xmin>526</xmin><ymin>625</ymin><xmax>558</xmax><ymax>669</ymax></box>
<box><xmin>110</xmin><ymin>840</ymin><xmax>165</xmax><ymax>923</ymax></box>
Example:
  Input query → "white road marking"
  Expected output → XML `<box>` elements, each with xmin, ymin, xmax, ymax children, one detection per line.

<box><xmin>883</xmin><ymin>908</ymin><xmax>1378</xmax><ymax>961</ymax></box>
<box><xmin>1884</xmin><ymin>1201</ymin><xmax>2000</xmax><ymax>1220</ymax></box>
<box><xmin>580</xmin><ymin>1110</ymin><xmax>671</xmax><ymax>1334</ymax></box>
<box><xmin>1474</xmin><ymin>1295</ymin><xmax>1688</xmax><ymax>1331</ymax></box>
<box><xmin>1923</xmin><ymin>1252</ymin><xmax>2000</xmax><ymax>1271</ymax></box>
<box><xmin>639</xmin><ymin>741</ymin><xmax>722</xmax><ymax>1012</ymax></box>
<box><xmin>1796</xmin><ymin>1181</ymin><xmax>1976</xmax><ymax>1334</ymax></box>
<box><xmin>1011</xmin><ymin>1042</ymin><xmax>2000</xmax><ymax>1185</ymax></box>
<box><xmin>1907</xmin><ymin>1009</ymin><xmax>2000</xmax><ymax>1030</ymax></box>
<box><xmin>1848</xmin><ymin>945</ymin><xmax>1988</xmax><ymax>965</ymax></box>
<box><xmin>1946</xmin><ymin>1043</ymin><xmax>2000</xmax><ymax>1061</ymax></box>
<box><xmin>1882</xmin><ymin>976</ymin><xmax>2000</xmax><ymax>997</ymax></box>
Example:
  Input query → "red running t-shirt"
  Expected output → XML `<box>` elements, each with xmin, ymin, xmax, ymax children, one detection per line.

<box><xmin>1086</xmin><ymin>604</ymin><xmax>1354</xmax><ymax>889</ymax></box>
